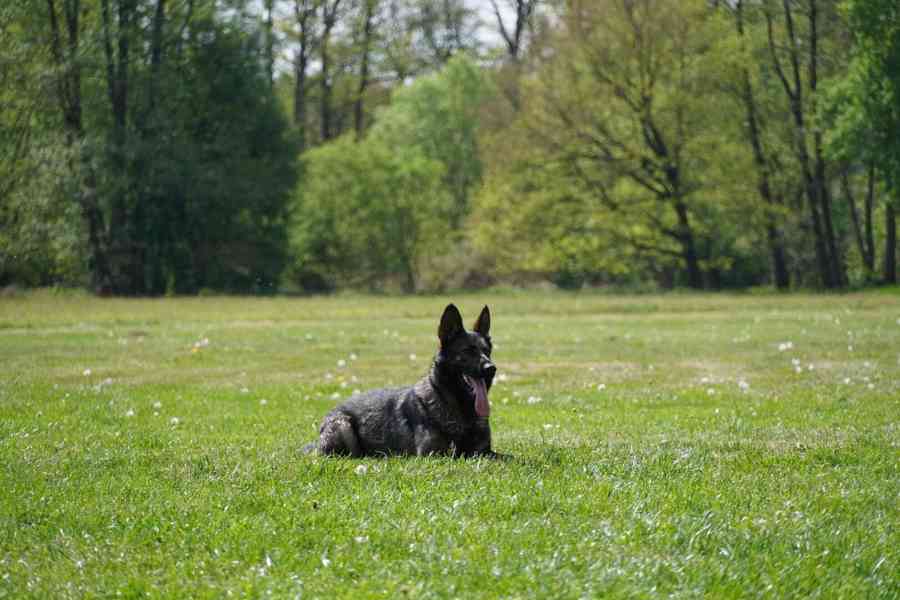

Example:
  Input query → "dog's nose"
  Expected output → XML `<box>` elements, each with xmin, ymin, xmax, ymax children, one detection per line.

<box><xmin>481</xmin><ymin>361</ymin><xmax>497</xmax><ymax>379</ymax></box>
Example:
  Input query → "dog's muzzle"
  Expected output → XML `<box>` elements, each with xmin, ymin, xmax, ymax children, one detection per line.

<box><xmin>481</xmin><ymin>361</ymin><xmax>497</xmax><ymax>381</ymax></box>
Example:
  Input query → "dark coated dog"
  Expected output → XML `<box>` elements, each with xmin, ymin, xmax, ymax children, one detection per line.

<box><xmin>305</xmin><ymin>304</ymin><xmax>499</xmax><ymax>458</ymax></box>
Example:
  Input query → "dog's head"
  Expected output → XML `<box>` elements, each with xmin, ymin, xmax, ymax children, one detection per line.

<box><xmin>436</xmin><ymin>304</ymin><xmax>496</xmax><ymax>418</ymax></box>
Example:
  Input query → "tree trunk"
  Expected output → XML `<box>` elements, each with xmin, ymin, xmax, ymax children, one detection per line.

<box><xmin>736</xmin><ymin>0</ymin><xmax>789</xmax><ymax>289</ymax></box>
<box><xmin>842</xmin><ymin>167</ymin><xmax>875</xmax><ymax>277</ymax></box>
<box><xmin>674</xmin><ymin>201</ymin><xmax>703</xmax><ymax>289</ymax></box>
<box><xmin>264</xmin><ymin>0</ymin><xmax>275</xmax><ymax>87</ymax></box>
<box><xmin>354</xmin><ymin>0</ymin><xmax>375</xmax><ymax>140</ymax></box>
<box><xmin>885</xmin><ymin>203</ymin><xmax>897</xmax><ymax>284</ymax></box>
<box><xmin>807</xmin><ymin>0</ymin><xmax>846</xmax><ymax>287</ymax></box>
<box><xmin>293</xmin><ymin>0</ymin><xmax>316</xmax><ymax>149</ymax></box>
<box><xmin>765</xmin><ymin>1</ymin><xmax>836</xmax><ymax>288</ymax></box>
<box><xmin>320</xmin><ymin>0</ymin><xmax>341</xmax><ymax>141</ymax></box>
<box><xmin>864</xmin><ymin>163</ymin><xmax>876</xmax><ymax>273</ymax></box>
<box><xmin>47</xmin><ymin>0</ymin><xmax>116</xmax><ymax>292</ymax></box>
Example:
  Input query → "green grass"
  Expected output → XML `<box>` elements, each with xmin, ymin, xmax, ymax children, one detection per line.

<box><xmin>1</xmin><ymin>289</ymin><xmax>898</xmax><ymax>598</ymax></box>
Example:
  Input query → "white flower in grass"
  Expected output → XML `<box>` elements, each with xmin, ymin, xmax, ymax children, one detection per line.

<box><xmin>791</xmin><ymin>358</ymin><xmax>801</xmax><ymax>367</ymax></box>
<box><xmin>867</xmin><ymin>383</ymin><xmax>875</xmax><ymax>390</ymax></box>
<box><xmin>330</xmin><ymin>392</ymin><xmax>341</xmax><ymax>400</ymax></box>
<box><xmin>349</xmin><ymin>353</ymin><xmax>358</xmax><ymax>361</ymax></box>
<box><xmin>794</xmin><ymin>366</ymin><xmax>803</xmax><ymax>374</ymax></box>
<box><xmin>354</xmin><ymin>536</ymin><xmax>368</xmax><ymax>544</ymax></box>
<box><xmin>738</xmin><ymin>380</ymin><xmax>749</xmax><ymax>392</ymax></box>
<box><xmin>848</xmin><ymin>345</ymin><xmax>854</xmax><ymax>352</ymax></box>
<box><xmin>409</xmin><ymin>353</ymin><xmax>417</xmax><ymax>361</ymax></box>
<box><xmin>526</xmin><ymin>396</ymin><xmax>542</xmax><ymax>405</ymax></box>
<box><xmin>778</xmin><ymin>341</ymin><xmax>794</xmax><ymax>352</ymax></box>
<box><xmin>596</xmin><ymin>383</ymin><xmax>606</xmax><ymax>392</ymax></box>
<box><xmin>259</xmin><ymin>398</ymin><xmax>268</xmax><ymax>406</ymax></box>
<box><xmin>83</xmin><ymin>368</ymin><xmax>92</xmax><ymax>377</ymax></box>
<box><xmin>337</xmin><ymin>359</ymin><xmax>346</xmax><ymax>368</ymax></box>
<box><xmin>843</xmin><ymin>377</ymin><xmax>851</xmax><ymax>384</ymax></box>
<box><xmin>497</xmin><ymin>373</ymin><xmax>509</xmax><ymax>383</ymax></box>
<box><xmin>355</xmin><ymin>464</ymin><xmax>368</xmax><ymax>475</ymax></box>
<box><xmin>170</xmin><ymin>417</ymin><xmax>180</xmax><ymax>426</ymax></box>
<box><xmin>125</xmin><ymin>409</ymin><xmax>135</xmax><ymax>417</ymax></box>
<box><xmin>152</xmin><ymin>401</ymin><xmax>162</xmax><ymax>409</ymax></box>
<box><xmin>320</xmin><ymin>553</ymin><xmax>331</xmax><ymax>568</ymax></box>
<box><xmin>706</xmin><ymin>388</ymin><xmax>716</xmax><ymax>396</ymax></box>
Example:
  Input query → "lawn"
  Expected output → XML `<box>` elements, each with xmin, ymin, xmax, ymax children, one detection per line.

<box><xmin>1</xmin><ymin>289</ymin><xmax>898</xmax><ymax>598</ymax></box>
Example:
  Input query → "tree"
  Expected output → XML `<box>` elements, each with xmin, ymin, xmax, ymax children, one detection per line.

<box><xmin>489</xmin><ymin>0</ymin><xmax>731</xmax><ymax>288</ymax></box>
<box><xmin>290</xmin><ymin>55</ymin><xmax>487</xmax><ymax>291</ymax></box>
<box><xmin>27</xmin><ymin>0</ymin><xmax>298</xmax><ymax>294</ymax></box>
<box><xmin>369</xmin><ymin>55</ymin><xmax>488</xmax><ymax>227</ymax></box>
<box><xmin>290</xmin><ymin>135</ymin><xmax>447</xmax><ymax>292</ymax></box>
<box><xmin>825</xmin><ymin>0</ymin><xmax>900</xmax><ymax>284</ymax></box>
<box><xmin>719</xmin><ymin>0</ymin><xmax>792</xmax><ymax>289</ymax></box>
<box><xmin>762</xmin><ymin>0</ymin><xmax>847</xmax><ymax>288</ymax></box>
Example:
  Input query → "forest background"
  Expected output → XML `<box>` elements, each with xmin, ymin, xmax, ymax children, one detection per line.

<box><xmin>1</xmin><ymin>0</ymin><xmax>899</xmax><ymax>295</ymax></box>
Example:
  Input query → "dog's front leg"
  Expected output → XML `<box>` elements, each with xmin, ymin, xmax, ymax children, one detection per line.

<box><xmin>414</xmin><ymin>426</ymin><xmax>451</xmax><ymax>457</ymax></box>
<box><xmin>453</xmin><ymin>418</ymin><xmax>497</xmax><ymax>458</ymax></box>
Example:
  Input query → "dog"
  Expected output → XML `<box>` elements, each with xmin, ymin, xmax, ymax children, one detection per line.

<box><xmin>305</xmin><ymin>304</ymin><xmax>499</xmax><ymax>458</ymax></box>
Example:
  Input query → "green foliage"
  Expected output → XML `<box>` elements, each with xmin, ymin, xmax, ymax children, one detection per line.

<box><xmin>113</xmin><ymin>19</ymin><xmax>298</xmax><ymax>294</ymax></box>
<box><xmin>473</xmin><ymin>0</ymin><xmax>746</xmax><ymax>287</ymax></box>
<box><xmin>825</xmin><ymin>0</ymin><xmax>900</xmax><ymax>198</ymax></box>
<box><xmin>369</xmin><ymin>55</ymin><xmax>489</xmax><ymax>225</ymax></box>
<box><xmin>290</xmin><ymin>135</ymin><xmax>447</xmax><ymax>292</ymax></box>
<box><xmin>290</xmin><ymin>55</ymin><xmax>489</xmax><ymax>293</ymax></box>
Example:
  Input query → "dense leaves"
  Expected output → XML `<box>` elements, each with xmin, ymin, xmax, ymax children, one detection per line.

<box><xmin>1</xmin><ymin>0</ymin><xmax>898</xmax><ymax>293</ymax></box>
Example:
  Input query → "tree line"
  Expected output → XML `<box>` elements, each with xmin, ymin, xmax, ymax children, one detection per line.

<box><xmin>1</xmin><ymin>0</ymin><xmax>897</xmax><ymax>294</ymax></box>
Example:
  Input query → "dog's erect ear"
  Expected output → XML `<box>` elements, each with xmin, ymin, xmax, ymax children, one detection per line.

<box><xmin>438</xmin><ymin>303</ymin><xmax>465</xmax><ymax>346</ymax></box>
<box><xmin>473</xmin><ymin>305</ymin><xmax>491</xmax><ymax>338</ymax></box>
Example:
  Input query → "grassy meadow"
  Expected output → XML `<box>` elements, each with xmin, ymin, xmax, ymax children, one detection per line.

<box><xmin>1</xmin><ymin>289</ymin><xmax>898</xmax><ymax>598</ymax></box>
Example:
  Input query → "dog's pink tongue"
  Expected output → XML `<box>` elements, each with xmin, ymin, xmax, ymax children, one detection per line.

<box><xmin>473</xmin><ymin>378</ymin><xmax>490</xmax><ymax>417</ymax></box>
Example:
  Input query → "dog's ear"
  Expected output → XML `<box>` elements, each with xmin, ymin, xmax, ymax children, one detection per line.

<box><xmin>473</xmin><ymin>305</ymin><xmax>491</xmax><ymax>338</ymax></box>
<box><xmin>438</xmin><ymin>303</ymin><xmax>464</xmax><ymax>346</ymax></box>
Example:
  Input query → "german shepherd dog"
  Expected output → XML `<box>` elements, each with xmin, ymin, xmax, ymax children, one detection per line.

<box><xmin>305</xmin><ymin>304</ymin><xmax>499</xmax><ymax>458</ymax></box>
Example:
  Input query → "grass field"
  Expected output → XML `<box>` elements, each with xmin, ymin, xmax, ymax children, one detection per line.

<box><xmin>1</xmin><ymin>289</ymin><xmax>898</xmax><ymax>598</ymax></box>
